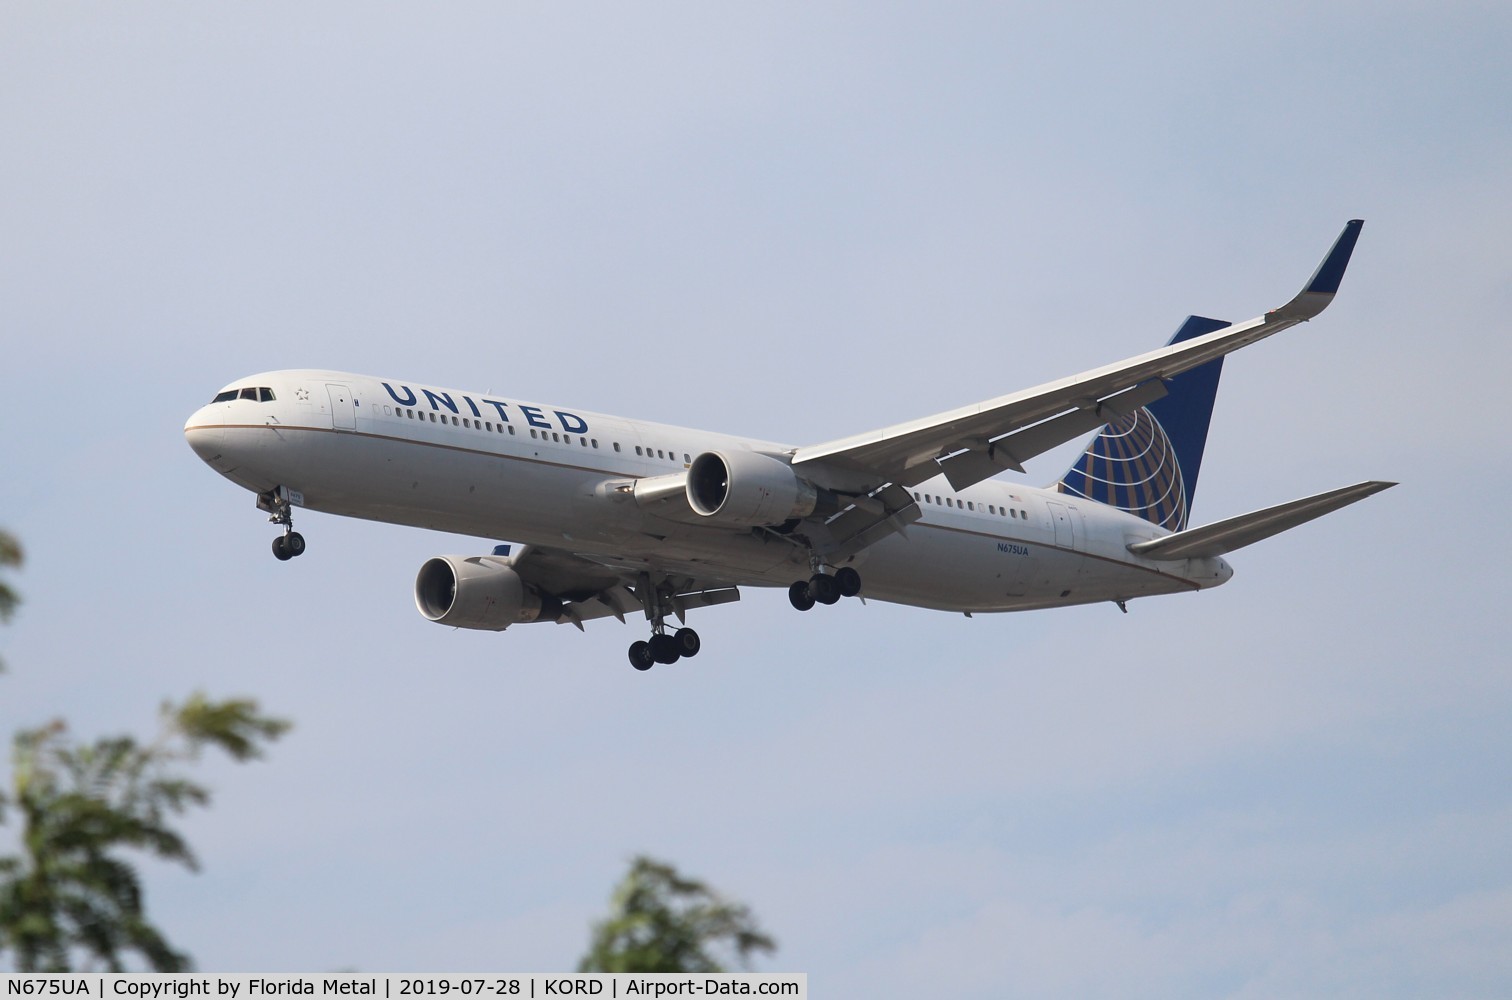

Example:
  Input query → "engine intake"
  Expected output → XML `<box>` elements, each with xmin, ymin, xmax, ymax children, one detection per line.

<box><xmin>687</xmin><ymin>450</ymin><xmax>817</xmax><ymax>527</ymax></box>
<box><xmin>414</xmin><ymin>556</ymin><xmax>561</xmax><ymax>630</ymax></box>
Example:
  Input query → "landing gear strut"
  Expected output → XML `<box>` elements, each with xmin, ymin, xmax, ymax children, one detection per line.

<box><xmin>260</xmin><ymin>488</ymin><xmax>306</xmax><ymax>561</ymax></box>
<box><xmin>626</xmin><ymin>573</ymin><xmax>700</xmax><ymax>671</ymax></box>
<box><xmin>788</xmin><ymin>565</ymin><xmax>862</xmax><ymax>611</ymax></box>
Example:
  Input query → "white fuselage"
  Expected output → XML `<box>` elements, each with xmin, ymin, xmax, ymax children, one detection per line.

<box><xmin>184</xmin><ymin>369</ymin><xmax>1232</xmax><ymax>616</ymax></box>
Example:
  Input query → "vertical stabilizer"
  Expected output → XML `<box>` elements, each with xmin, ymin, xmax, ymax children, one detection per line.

<box><xmin>1057</xmin><ymin>316</ymin><xmax>1228</xmax><ymax>531</ymax></box>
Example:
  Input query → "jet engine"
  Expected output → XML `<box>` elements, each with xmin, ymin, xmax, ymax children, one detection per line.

<box><xmin>414</xmin><ymin>555</ymin><xmax>562</xmax><ymax>631</ymax></box>
<box><xmin>686</xmin><ymin>450</ymin><xmax>818</xmax><ymax>527</ymax></box>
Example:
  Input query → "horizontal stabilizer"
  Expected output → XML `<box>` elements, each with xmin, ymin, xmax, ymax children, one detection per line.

<box><xmin>1127</xmin><ymin>480</ymin><xmax>1395</xmax><ymax>561</ymax></box>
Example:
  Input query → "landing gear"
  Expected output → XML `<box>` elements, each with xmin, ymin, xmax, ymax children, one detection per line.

<box><xmin>809</xmin><ymin>572</ymin><xmax>840</xmax><ymax>605</ymax></box>
<box><xmin>628</xmin><ymin>640</ymin><xmax>655</xmax><ymax>671</ymax></box>
<box><xmin>788</xmin><ymin>566</ymin><xmax>862</xmax><ymax>611</ymax></box>
<box><xmin>627</xmin><ymin>627</ymin><xmax>700</xmax><ymax>670</ymax></box>
<box><xmin>649</xmin><ymin>633</ymin><xmax>681</xmax><ymax>664</ymax></box>
<box><xmin>271</xmin><ymin>532</ymin><xmax>306</xmax><ymax>561</ymax></box>
<box><xmin>626</xmin><ymin>573</ymin><xmax>703</xmax><ymax>671</ymax></box>
<box><xmin>260</xmin><ymin>488</ymin><xmax>307</xmax><ymax>561</ymax></box>
<box><xmin>673</xmin><ymin>627</ymin><xmax>701</xmax><ymax>658</ymax></box>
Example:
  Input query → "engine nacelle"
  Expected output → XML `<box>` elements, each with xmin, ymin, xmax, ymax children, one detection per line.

<box><xmin>686</xmin><ymin>450</ymin><xmax>818</xmax><ymax>527</ymax></box>
<box><xmin>414</xmin><ymin>556</ymin><xmax>560</xmax><ymax>631</ymax></box>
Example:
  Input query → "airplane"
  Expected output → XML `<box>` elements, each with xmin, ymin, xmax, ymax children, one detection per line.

<box><xmin>184</xmin><ymin>220</ymin><xmax>1392</xmax><ymax>670</ymax></box>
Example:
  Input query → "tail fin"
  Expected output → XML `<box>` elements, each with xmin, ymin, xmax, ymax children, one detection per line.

<box><xmin>1057</xmin><ymin>316</ymin><xmax>1228</xmax><ymax>531</ymax></box>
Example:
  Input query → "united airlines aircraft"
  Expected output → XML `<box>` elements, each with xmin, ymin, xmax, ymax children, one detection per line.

<box><xmin>185</xmin><ymin>221</ymin><xmax>1392</xmax><ymax>670</ymax></box>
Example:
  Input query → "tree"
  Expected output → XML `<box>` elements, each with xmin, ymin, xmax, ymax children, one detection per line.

<box><xmin>0</xmin><ymin>530</ymin><xmax>290</xmax><ymax>971</ymax></box>
<box><xmin>0</xmin><ymin>530</ymin><xmax>20</xmax><ymax>673</ymax></box>
<box><xmin>579</xmin><ymin>856</ymin><xmax>776</xmax><ymax>973</ymax></box>
<box><xmin>0</xmin><ymin>697</ymin><xmax>289</xmax><ymax>972</ymax></box>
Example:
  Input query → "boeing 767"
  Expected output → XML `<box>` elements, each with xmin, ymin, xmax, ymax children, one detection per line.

<box><xmin>185</xmin><ymin>220</ymin><xmax>1391</xmax><ymax>669</ymax></box>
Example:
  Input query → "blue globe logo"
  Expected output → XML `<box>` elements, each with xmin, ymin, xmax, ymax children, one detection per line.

<box><xmin>1059</xmin><ymin>408</ymin><xmax>1189</xmax><ymax>532</ymax></box>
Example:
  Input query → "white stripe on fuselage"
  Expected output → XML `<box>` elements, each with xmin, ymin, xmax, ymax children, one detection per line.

<box><xmin>183</xmin><ymin>369</ymin><xmax>1230</xmax><ymax>613</ymax></box>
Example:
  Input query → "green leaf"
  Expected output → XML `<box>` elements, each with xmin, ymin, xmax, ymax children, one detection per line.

<box><xmin>579</xmin><ymin>856</ymin><xmax>776</xmax><ymax>974</ymax></box>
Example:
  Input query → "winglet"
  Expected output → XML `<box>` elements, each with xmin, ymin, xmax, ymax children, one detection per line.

<box><xmin>1273</xmin><ymin>219</ymin><xmax>1364</xmax><ymax>321</ymax></box>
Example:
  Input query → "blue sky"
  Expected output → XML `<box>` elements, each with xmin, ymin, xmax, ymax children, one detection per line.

<box><xmin>3</xmin><ymin>3</ymin><xmax>1510</xmax><ymax>996</ymax></box>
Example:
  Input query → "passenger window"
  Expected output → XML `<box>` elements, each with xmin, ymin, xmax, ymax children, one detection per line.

<box><xmin>657</xmin><ymin>449</ymin><xmax>664</xmax><ymax>459</ymax></box>
<box><xmin>967</xmin><ymin>502</ymin><xmax>975</xmax><ymax>512</ymax></box>
<box><xmin>429</xmin><ymin>412</ymin><xmax>437</xmax><ymax>422</ymax></box>
<box><xmin>592</xmin><ymin>439</ymin><xmax>599</xmax><ymax>449</ymax></box>
<box><xmin>463</xmin><ymin>418</ymin><xmax>471</xmax><ymax>428</ymax></box>
<box><xmin>914</xmin><ymin>492</ymin><xmax>921</xmax><ymax>501</ymax></box>
<box><xmin>635</xmin><ymin>446</ymin><xmax>643</xmax><ymax>456</ymax></box>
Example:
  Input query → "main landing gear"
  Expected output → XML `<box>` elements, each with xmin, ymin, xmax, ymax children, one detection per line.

<box><xmin>788</xmin><ymin>566</ymin><xmax>861</xmax><ymax>611</ymax></box>
<box><xmin>627</xmin><ymin>627</ymin><xmax>701</xmax><ymax>671</ymax></box>
<box><xmin>260</xmin><ymin>488</ymin><xmax>307</xmax><ymax>562</ymax></box>
<box><xmin>627</xmin><ymin>573</ymin><xmax>701</xmax><ymax>671</ymax></box>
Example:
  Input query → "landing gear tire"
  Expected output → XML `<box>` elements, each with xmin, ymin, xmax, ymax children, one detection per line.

<box><xmin>835</xmin><ymin>566</ymin><xmax>861</xmax><ymax>598</ymax></box>
<box><xmin>649</xmin><ymin>633</ymin><xmax>681</xmax><ymax>665</ymax></box>
<box><xmin>272</xmin><ymin>532</ymin><xmax>306</xmax><ymax>561</ymax></box>
<box><xmin>788</xmin><ymin>581</ymin><xmax>816</xmax><ymax>611</ymax></box>
<box><xmin>810</xmin><ymin>572</ymin><xmax>841</xmax><ymax>605</ymax></box>
<box><xmin>674</xmin><ymin>627</ymin><xmax>701</xmax><ymax>658</ymax></box>
<box><xmin>628</xmin><ymin>640</ymin><xmax>655</xmax><ymax>671</ymax></box>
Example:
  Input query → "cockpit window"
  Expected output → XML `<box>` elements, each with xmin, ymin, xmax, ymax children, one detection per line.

<box><xmin>212</xmin><ymin>387</ymin><xmax>276</xmax><ymax>403</ymax></box>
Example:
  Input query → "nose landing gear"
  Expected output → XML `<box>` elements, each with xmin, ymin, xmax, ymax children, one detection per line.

<box><xmin>259</xmin><ymin>488</ymin><xmax>307</xmax><ymax>561</ymax></box>
<box><xmin>271</xmin><ymin>531</ymin><xmax>306</xmax><ymax>561</ymax></box>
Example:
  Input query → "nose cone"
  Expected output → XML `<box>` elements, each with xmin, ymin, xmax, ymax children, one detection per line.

<box><xmin>184</xmin><ymin>406</ymin><xmax>226</xmax><ymax>466</ymax></box>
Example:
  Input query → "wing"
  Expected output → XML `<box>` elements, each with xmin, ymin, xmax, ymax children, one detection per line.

<box><xmin>793</xmin><ymin>221</ymin><xmax>1364</xmax><ymax>494</ymax></box>
<box><xmin>504</xmin><ymin>544</ymin><xmax>740</xmax><ymax>630</ymax></box>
